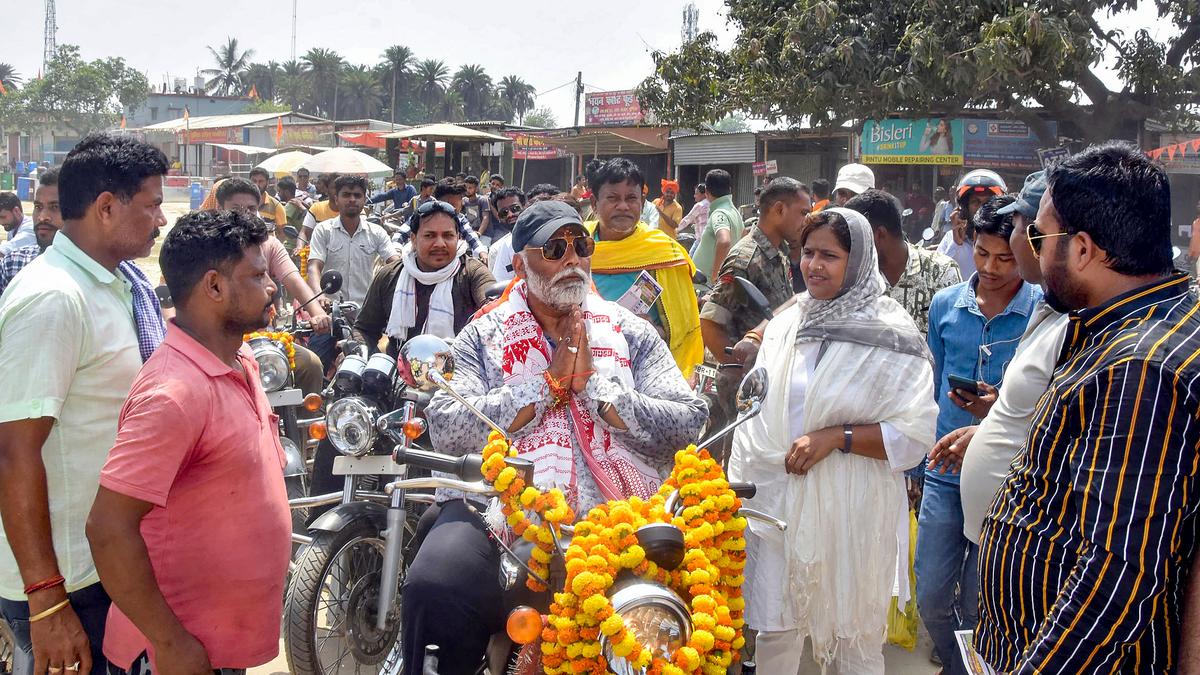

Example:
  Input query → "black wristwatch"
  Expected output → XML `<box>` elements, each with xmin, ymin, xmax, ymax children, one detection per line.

<box><xmin>841</xmin><ymin>424</ymin><xmax>853</xmax><ymax>454</ymax></box>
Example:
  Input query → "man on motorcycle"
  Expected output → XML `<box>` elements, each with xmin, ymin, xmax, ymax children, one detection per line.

<box><xmin>405</xmin><ymin>200</ymin><xmax>706</xmax><ymax>674</ymax></box>
<box><xmin>215</xmin><ymin>178</ymin><xmax>330</xmax><ymax>395</ymax></box>
<box><xmin>306</xmin><ymin>175</ymin><xmax>400</xmax><ymax>306</ymax></box>
<box><xmin>351</xmin><ymin>199</ymin><xmax>494</xmax><ymax>354</ymax></box>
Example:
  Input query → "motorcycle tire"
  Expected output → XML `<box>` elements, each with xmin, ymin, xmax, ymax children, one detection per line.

<box><xmin>286</xmin><ymin>474</ymin><xmax>309</xmax><ymax>543</ymax></box>
<box><xmin>285</xmin><ymin>522</ymin><xmax>403</xmax><ymax>675</ymax></box>
<box><xmin>0</xmin><ymin>619</ymin><xmax>14</xmax><ymax>675</ymax></box>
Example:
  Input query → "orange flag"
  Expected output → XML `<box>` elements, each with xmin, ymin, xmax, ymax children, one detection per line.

<box><xmin>276</xmin><ymin>116</ymin><xmax>284</xmax><ymax>144</ymax></box>
<box><xmin>1180</xmin><ymin>143</ymin><xmax>1189</xmax><ymax>158</ymax></box>
<box><xmin>0</xmin><ymin>81</ymin><xmax>7</xmax><ymax>96</ymax></box>
<box><xmin>248</xmin><ymin>84</ymin><xmax>260</xmax><ymax>100</ymax></box>
<box><xmin>120</xmin><ymin>115</ymin><xmax>127</xmax><ymax>130</ymax></box>
<box><xmin>1192</xmin><ymin>139</ymin><xmax>1200</xmax><ymax>152</ymax></box>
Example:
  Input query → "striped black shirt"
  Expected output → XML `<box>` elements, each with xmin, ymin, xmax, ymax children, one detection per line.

<box><xmin>977</xmin><ymin>273</ymin><xmax>1200</xmax><ymax>673</ymax></box>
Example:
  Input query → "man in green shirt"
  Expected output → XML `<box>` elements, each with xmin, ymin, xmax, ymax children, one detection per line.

<box><xmin>693</xmin><ymin>169</ymin><xmax>745</xmax><ymax>282</ymax></box>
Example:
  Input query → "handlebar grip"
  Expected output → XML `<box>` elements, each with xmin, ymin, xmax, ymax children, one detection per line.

<box><xmin>393</xmin><ymin>446</ymin><xmax>483</xmax><ymax>481</ymax></box>
<box><xmin>729</xmin><ymin>482</ymin><xmax>757</xmax><ymax>499</ymax></box>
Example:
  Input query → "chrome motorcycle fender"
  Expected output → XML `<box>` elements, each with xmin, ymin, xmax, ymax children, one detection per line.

<box><xmin>268</xmin><ymin>387</ymin><xmax>304</xmax><ymax>408</ymax></box>
<box><xmin>306</xmin><ymin>500</ymin><xmax>388</xmax><ymax>535</ymax></box>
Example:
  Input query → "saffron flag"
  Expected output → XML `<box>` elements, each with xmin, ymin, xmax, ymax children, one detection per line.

<box><xmin>0</xmin><ymin>81</ymin><xmax>7</xmax><ymax>96</ymax></box>
<box><xmin>248</xmin><ymin>84</ymin><xmax>260</xmax><ymax>100</ymax></box>
<box><xmin>276</xmin><ymin>116</ymin><xmax>284</xmax><ymax>144</ymax></box>
<box><xmin>120</xmin><ymin>115</ymin><xmax>126</xmax><ymax>130</ymax></box>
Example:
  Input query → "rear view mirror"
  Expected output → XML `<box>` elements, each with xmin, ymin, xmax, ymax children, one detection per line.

<box><xmin>320</xmin><ymin>270</ymin><xmax>343</xmax><ymax>295</ymax></box>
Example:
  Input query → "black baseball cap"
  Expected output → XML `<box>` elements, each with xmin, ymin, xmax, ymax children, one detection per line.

<box><xmin>511</xmin><ymin>200</ymin><xmax>584</xmax><ymax>253</ymax></box>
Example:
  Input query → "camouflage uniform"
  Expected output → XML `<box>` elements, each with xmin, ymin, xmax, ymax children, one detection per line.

<box><xmin>888</xmin><ymin>242</ymin><xmax>962</xmax><ymax>335</ymax></box>
<box><xmin>700</xmin><ymin>226</ymin><xmax>794</xmax><ymax>343</ymax></box>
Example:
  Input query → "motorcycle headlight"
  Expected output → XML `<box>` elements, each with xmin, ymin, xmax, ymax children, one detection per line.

<box><xmin>602</xmin><ymin>580</ymin><xmax>691</xmax><ymax>674</ymax></box>
<box><xmin>326</xmin><ymin>397</ymin><xmax>378</xmax><ymax>456</ymax></box>
<box><xmin>248</xmin><ymin>337</ymin><xmax>290</xmax><ymax>393</ymax></box>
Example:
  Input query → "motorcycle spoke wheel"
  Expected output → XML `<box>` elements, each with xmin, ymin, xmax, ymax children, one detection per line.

<box><xmin>286</xmin><ymin>523</ymin><xmax>404</xmax><ymax>675</ymax></box>
<box><xmin>0</xmin><ymin>620</ymin><xmax>14</xmax><ymax>675</ymax></box>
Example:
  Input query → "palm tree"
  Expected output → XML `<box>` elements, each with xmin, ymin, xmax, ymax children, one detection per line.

<box><xmin>339</xmin><ymin>65</ymin><xmax>383</xmax><ymax>120</ymax></box>
<box><xmin>379</xmin><ymin>45</ymin><xmax>414</xmax><ymax>126</ymax></box>
<box><xmin>242</xmin><ymin>61</ymin><xmax>282</xmax><ymax>101</ymax></box>
<box><xmin>0</xmin><ymin>63</ymin><xmax>21</xmax><ymax>91</ymax></box>
<box><xmin>277</xmin><ymin>59</ymin><xmax>310</xmax><ymax>113</ymax></box>
<box><xmin>202</xmin><ymin>37</ymin><xmax>254</xmax><ymax>96</ymax></box>
<box><xmin>438</xmin><ymin>90</ymin><xmax>465</xmax><ymax>123</ymax></box>
<box><xmin>302</xmin><ymin>48</ymin><xmax>345</xmax><ymax>118</ymax></box>
<box><xmin>451</xmin><ymin>64</ymin><xmax>493</xmax><ymax>120</ymax></box>
<box><xmin>497</xmin><ymin>75</ymin><xmax>536</xmax><ymax>123</ymax></box>
<box><xmin>415</xmin><ymin>59</ymin><xmax>449</xmax><ymax>119</ymax></box>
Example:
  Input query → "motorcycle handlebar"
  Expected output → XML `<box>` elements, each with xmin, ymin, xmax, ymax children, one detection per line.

<box><xmin>729</xmin><ymin>482</ymin><xmax>757</xmax><ymax>499</ymax></box>
<box><xmin>393</xmin><ymin>446</ymin><xmax>484</xmax><ymax>481</ymax></box>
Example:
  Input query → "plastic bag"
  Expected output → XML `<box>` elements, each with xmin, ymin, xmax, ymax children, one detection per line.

<box><xmin>886</xmin><ymin>509</ymin><xmax>920</xmax><ymax>650</ymax></box>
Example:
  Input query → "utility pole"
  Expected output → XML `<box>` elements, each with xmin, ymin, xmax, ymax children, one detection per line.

<box><xmin>573</xmin><ymin>71</ymin><xmax>583</xmax><ymax>128</ymax></box>
<box><xmin>290</xmin><ymin>0</ymin><xmax>298</xmax><ymax>61</ymax></box>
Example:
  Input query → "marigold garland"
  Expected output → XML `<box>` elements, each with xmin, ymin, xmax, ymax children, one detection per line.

<box><xmin>243</xmin><ymin>330</ymin><xmax>297</xmax><ymax>369</ymax></box>
<box><xmin>480</xmin><ymin>432</ymin><xmax>747</xmax><ymax>674</ymax></box>
<box><xmin>296</xmin><ymin>245</ymin><xmax>310</xmax><ymax>279</ymax></box>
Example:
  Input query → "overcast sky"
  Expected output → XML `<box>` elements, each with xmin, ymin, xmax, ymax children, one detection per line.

<box><xmin>6</xmin><ymin>0</ymin><xmax>1164</xmax><ymax>127</ymax></box>
<box><xmin>6</xmin><ymin>0</ymin><xmax>736</xmax><ymax>126</ymax></box>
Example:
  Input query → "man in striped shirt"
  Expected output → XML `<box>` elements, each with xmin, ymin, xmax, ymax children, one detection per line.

<box><xmin>976</xmin><ymin>142</ymin><xmax>1200</xmax><ymax>673</ymax></box>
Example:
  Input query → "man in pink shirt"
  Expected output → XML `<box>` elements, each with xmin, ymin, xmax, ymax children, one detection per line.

<box><xmin>85</xmin><ymin>209</ymin><xmax>291</xmax><ymax>675</ymax></box>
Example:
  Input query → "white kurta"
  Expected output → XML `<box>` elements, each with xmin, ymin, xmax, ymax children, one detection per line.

<box><xmin>729</xmin><ymin>302</ymin><xmax>937</xmax><ymax>665</ymax></box>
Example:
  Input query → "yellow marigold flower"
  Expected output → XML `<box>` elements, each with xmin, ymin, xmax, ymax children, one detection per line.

<box><xmin>689</xmin><ymin>628</ymin><xmax>715</xmax><ymax>652</ymax></box>
<box><xmin>600</xmin><ymin>614</ymin><xmax>624</xmax><ymax>637</ymax></box>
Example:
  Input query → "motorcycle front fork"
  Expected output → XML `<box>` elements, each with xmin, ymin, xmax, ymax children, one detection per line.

<box><xmin>376</xmin><ymin>400</ymin><xmax>416</xmax><ymax>631</ymax></box>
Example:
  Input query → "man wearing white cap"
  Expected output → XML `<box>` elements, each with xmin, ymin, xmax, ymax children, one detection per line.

<box><xmin>832</xmin><ymin>163</ymin><xmax>875</xmax><ymax>205</ymax></box>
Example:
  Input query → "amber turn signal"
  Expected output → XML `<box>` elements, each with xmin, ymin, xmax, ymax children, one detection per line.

<box><xmin>303</xmin><ymin>393</ymin><xmax>323</xmax><ymax>412</ymax></box>
<box><xmin>308</xmin><ymin>421</ymin><xmax>328</xmax><ymax>441</ymax></box>
<box><xmin>505</xmin><ymin>605</ymin><xmax>543</xmax><ymax>645</ymax></box>
<box><xmin>403</xmin><ymin>417</ymin><xmax>427</xmax><ymax>441</ymax></box>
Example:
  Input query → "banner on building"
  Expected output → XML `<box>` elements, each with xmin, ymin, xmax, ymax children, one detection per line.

<box><xmin>507</xmin><ymin>132</ymin><xmax>567</xmax><ymax>160</ymax></box>
<box><xmin>752</xmin><ymin>160</ymin><xmax>779</xmax><ymax>176</ymax></box>
<box><xmin>282</xmin><ymin>123</ymin><xmax>334</xmax><ymax>145</ymax></box>
<box><xmin>1037</xmin><ymin>146</ymin><xmax>1070</xmax><ymax>168</ymax></box>
<box><xmin>860</xmin><ymin>118</ymin><xmax>963</xmax><ymax>165</ymax></box>
<box><xmin>182</xmin><ymin>127</ymin><xmax>238</xmax><ymax>144</ymax></box>
<box><xmin>584</xmin><ymin>90</ymin><xmax>644</xmax><ymax>126</ymax></box>
<box><xmin>963</xmin><ymin>119</ymin><xmax>1057</xmax><ymax>169</ymax></box>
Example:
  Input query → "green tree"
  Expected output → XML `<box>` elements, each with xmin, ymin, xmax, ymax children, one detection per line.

<box><xmin>203</xmin><ymin>37</ymin><xmax>254</xmax><ymax>96</ymax></box>
<box><xmin>713</xmin><ymin>112</ymin><xmax>751</xmax><ymax>132</ymax></box>
<box><xmin>242</xmin><ymin>61</ymin><xmax>282</xmax><ymax>101</ymax></box>
<box><xmin>451</xmin><ymin>64</ymin><xmax>494</xmax><ymax>120</ymax></box>
<box><xmin>302</xmin><ymin>48</ymin><xmax>345</xmax><ymax>118</ymax></box>
<box><xmin>415</xmin><ymin>59</ymin><xmax>450</xmax><ymax>120</ymax></box>
<box><xmin>523</xmin><ymin>106</ymin><xmax>558</xmax><ymax>128</ymax></box>
<box><xmin>276</xmin><ymin>60</ymin><xmax>311</xmax><ymax>113</ymax></box>
<box><xmin>0</xmin><ymin>64</ymin><xmax>21</xmax><ymax>91</ymax></box>
<box><xmin>340</xmin><ymin>65</ymin><xmax>383</xmax><ymax>119</ymax></box>
<box><xmin>438</xmin><ymin>89</ymin><xmax>466</xmax><ymax>122</ymax></box>
<box><xmin>498</xmin><ymin>75</ymin><xmax>536</xmax><ymax>123</ymax></box>
<box><xmin>379</xmin><ymin>45</ymin><xmax>416</xmax><ymax>124</ymax></box>
<box><xmin>1</xmin><ymin>46</ymin><xmax>145</xmax><ymax>134</ymax></box>
<box><xmin>638</xmin><ymin>0</ymin><xmax>1200</xmax><ymax>143</ymax></box>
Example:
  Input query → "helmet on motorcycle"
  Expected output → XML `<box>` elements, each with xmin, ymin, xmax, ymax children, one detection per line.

<box><xmin>956</xmin><ymin>169</ymin><xmax>1007</xmax><ymax>217</ymax></box>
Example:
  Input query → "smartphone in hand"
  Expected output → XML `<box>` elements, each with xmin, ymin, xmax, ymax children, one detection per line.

<box><xmin>947</xmin><ymin>374</ymin><xmax>982</xmax><ymax>396</ymax></box>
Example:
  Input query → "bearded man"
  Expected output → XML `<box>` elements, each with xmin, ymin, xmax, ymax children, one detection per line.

<box><xmin>404</xmin><ymin>200</ymin><xmax>706</xmax><ymax>675</ymax></box>
<box><xmin>585</xmin><ymin>158</ymin><xmax>704</xmax><ymax>377</ymax></box>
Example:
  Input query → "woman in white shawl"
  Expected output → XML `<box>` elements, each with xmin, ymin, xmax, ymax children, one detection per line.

<box><xmin>730</xmin><ymin>207</ymin><xmax>937</xmax><ymax>674</ymax></box>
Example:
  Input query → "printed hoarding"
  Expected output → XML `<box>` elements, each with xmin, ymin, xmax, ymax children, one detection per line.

<box><xmin>507</xmin><ymin>132</ymin><xmax>567</xmax><ymax>160</ymax></box>
<box><xmin>860</xmin><ymin>118</ymin><xmax>964</xmax><ymax>165</ymax></box>
<box><xmin>963</xmin><ymin>119</ymin><xmax>1057</xmax><ymax>169</ymax></box>
<box><xmin>584</xmin><ymin>90</ymin><xmax>644</xmax><ymax>126</ymax></box>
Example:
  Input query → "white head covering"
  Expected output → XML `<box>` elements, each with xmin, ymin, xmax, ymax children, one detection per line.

<box><xmin>793</xmin><ymin>207</ymin><xmax>930</xmax><ymax>362</ymax></box>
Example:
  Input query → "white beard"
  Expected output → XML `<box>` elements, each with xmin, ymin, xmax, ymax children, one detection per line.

<box><xmin>526</xmin><ymin>265</ymin><xmax>589</xmax><ymax>310</ymax></box>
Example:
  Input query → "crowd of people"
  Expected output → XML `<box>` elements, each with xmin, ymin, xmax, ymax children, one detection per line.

<box><xmin>0</xmin><ymin>130</ymin><xmax>1197</xmax><ymax>675</ymax></box>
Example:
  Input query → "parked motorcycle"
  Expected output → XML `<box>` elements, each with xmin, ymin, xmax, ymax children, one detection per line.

<box><xmin>283</xmin><ymin>336</ymin><xmax>440</xmax><ymax>675</ymax></box>
<box><xmin>0</xmin><ymin>620</ymin><xmax>14</xmax><ymax>675</ymax></box>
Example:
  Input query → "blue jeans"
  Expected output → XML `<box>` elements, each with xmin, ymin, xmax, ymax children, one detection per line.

<box><xmin>914</xmin><ymin>477</ymin><xmax>978</xmax><ymax>675</ymax></box>
<box><xmin>0</xmin><ymin>582</ymin><xmax>110</xmax><ymax>675</ymax></box>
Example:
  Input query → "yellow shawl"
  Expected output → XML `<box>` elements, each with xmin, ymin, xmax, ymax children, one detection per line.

<box><xmin>585</xmin><ymin>221</ymin><xmax>704</xmax><ymax>377</ymax></box>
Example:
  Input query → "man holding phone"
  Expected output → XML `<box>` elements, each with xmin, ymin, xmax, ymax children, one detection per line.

<box><xmin>915</xmin><ymin>193</ymin><xmax>1043</xmax><ymax>675</ymax></box>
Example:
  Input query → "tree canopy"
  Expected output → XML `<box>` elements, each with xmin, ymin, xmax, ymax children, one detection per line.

<box><xmin>638</xmin><ymin>0</ymin><xmax>1200</xmax><ymax>143</ymax></box>
<box><xmin>0</xmin><ymin>46</ymin><xmax>148</xmax><ymax>135</ymax></box>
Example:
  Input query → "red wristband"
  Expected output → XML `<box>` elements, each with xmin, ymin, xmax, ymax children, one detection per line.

<box><xmin>24</xmin><ymin>574</ymin><xmax>65</xmax><ymax>595</ymax></box>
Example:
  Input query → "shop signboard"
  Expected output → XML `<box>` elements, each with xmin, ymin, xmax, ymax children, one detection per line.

<box><xmin>1038</xmin><ymin>146</ymin><xmax>1071</xmax><ymax>168</ymax></box>
<box><xmin>507</xmin><ymin>132</ymin><xmax>567</xmax><ymax>160</ymax></box>
<box><xmin>282</xmin><ymin>123</ymin><xmax>334</xmax><ymax>145</ymax></box>
<box><xmin>963</xmin><ymin>119</ymin><xmax>1057</xmax><ymax>169</ymax></box>
<box><xmin>584</xmin><ymin>90</ymin><xmax>644</xmax><ymax>126</ymax></box>
<box><xmin>752</xmin><ymin>160</ymin><xmax>779</xmax><ymax>176</ymax></box>
<box><xmin>182</xmin><ymin>127</ymin><xmax>238</xmax><ymax>144</ymax></box>
<box><xmin>860</xmin><ymin>118</ymin><xmax>963</xmax><ymax>165</ymax></box>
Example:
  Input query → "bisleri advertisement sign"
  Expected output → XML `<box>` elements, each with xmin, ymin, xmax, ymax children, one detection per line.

<box><xmin>860</xmin><ymin>118</ymin><xmax>964</xmax><ymax>165</ymax></box>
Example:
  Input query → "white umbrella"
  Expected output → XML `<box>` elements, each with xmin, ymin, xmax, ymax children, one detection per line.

<box><xmin>256</xmin><ymin>150</ymin><xmax>314</xmax><ymax>177</ymax></box>
<box><xmin>300</xmin><ymin>147</ymin><xmax>393</xmax><ymax>177</ymax></box>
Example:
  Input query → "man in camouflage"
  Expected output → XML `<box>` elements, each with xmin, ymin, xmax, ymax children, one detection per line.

<box><xmin>846</xmin><ymin>189</ymin><xmax>960</xmax><ymax>334</ymax></box>
<box><xmin>701</xmin><ymin>177</ymin><xmax>813</xmax><ymax>361</ymax></box>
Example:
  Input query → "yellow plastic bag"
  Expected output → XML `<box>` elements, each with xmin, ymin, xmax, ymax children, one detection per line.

<box><xmin>886</xmin><ymin>509</ymin><xmax>920</xmax><ymax>650</ymax></box>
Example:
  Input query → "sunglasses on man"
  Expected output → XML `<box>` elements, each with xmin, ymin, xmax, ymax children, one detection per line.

<box><xmin>537</xmin><ymin>233</ymin><xmax>595</xmax><ymax>261</ymax></box>
<box><xmin>1026</xmin><ymin>221</ymin><xmax>1070</xmax><ymax>258</ymax></box>
<box><xmin>498</xmin><ymin>204</ymin><xmax>524</xmax><ymax>217</ymax></box>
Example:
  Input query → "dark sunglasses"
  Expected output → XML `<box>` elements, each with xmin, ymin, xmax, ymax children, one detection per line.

<box><xmin>499</xmin><ymin>204</ymin><xmax>524</xmax><ymax>217</ymax></box>
<box><xmin>416</xmin><ymin>199</ymin><xmax>458</xmax><ymax>218</ymax></box>
<box><xmin>1026</xmin><ymin>221</ymin><xmax>1069</xmax><ymax>258</ymax></box>
<box><xmin>539</xmin><ymin>234</ymin><xmax>595</xmax><ymax>261</ymax></box>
